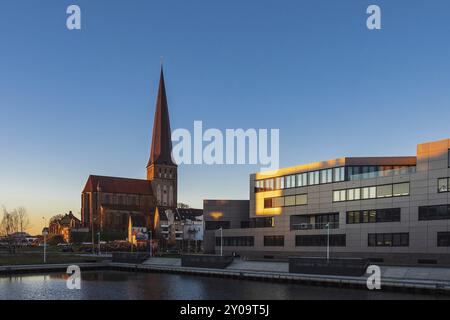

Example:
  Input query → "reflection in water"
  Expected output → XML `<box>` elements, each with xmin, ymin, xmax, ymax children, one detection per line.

<box><xmin>0</xmin><ymin>271</ymin><xmax>447</xmax><ymax>300</ymax></box>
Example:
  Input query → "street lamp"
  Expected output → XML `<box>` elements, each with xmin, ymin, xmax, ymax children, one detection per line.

<box><xmin>97</xmin><ymin>231</ymin><xmax>101</xmax><ymax>256</ymax></box>
<box><xmin>326</xmin><ymin>222</ymin><xmax>330</xmax><ymax>262</ymax></box>
<box><xmin>218</xmin><ymin>227</ymin><xmax>223</xmax><ymax>257</ymax></box>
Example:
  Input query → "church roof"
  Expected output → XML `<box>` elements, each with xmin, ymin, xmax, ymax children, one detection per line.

<box><xmin>147</xmin><ymin>67</ymin><xmax>177</xmax><ymax>167</ymax></box>
<box><xmin>82</xmin><ymin>175</ymin><xmax>154</xmax><ymax>195</ymax></box>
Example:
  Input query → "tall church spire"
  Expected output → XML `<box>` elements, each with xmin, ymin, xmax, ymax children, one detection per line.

<box><xmin>147</xmin><ymin>67</ymin><xmax>176</xmax><ymax>168</ymax></box>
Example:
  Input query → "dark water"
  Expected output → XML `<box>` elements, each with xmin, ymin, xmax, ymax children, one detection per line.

<box><xmin>0</xmin><ymin>271</ymin><xmax>447</xmax><ymax>300</ymax></box>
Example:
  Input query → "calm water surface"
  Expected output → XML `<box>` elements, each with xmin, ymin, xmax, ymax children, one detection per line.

<box><xmin>0</xmin><ymin>271</ymin><xmax>447</xmax><ymax>300</ymax></box>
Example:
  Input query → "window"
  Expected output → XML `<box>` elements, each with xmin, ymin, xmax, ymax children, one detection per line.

<box><xmin>438</xmin><ymin>232</ymin><xmax>450</xmax><ymax>247</ymax></box>
<box><xmin>393</xmin><ymin>183</ymin><xmax>410</xmax><ymax>197</ymax></box>
<box><xmin>334</xmin><ymin>167</ymin><xmax>345</xmax><ymax>182</ymax></box>
<box><xmin>377</xmin><ymin>184</ymin><xmax>393</xmax><ymax>198</ymax></box>
<box><xmin>333</xmin><ymin>183</ymin><xmax>410</xmax><ymax>202</ymax></box>
<box><xmin>347</xmin><ymin>208</ymin><xmax>401</xmax><ymax>224</ymax></box>
<box><xmin>295</xmin><ymin>235</ymin><xmax>346</xmax><ymax>247</ymax></box>
<box><xmin>320</xmin><ymin>169</ymin><xmax>333</xmax><ymax>184</ymax></box>
<box><xmin>297</xmin><ymin>173</ymin><xmax>308</xmax><ymax>187</ymax></box>
<box><xmin>295</xmin><ymin>194</ymin><xmax>308</xmax><ymax>205</ymax></box>
<box><xmin>347</xmin><ymin>188</ymin><xmax>360</xmax><ymax>201</ymax></box>
<box><xmin>368</xmin><ymin>233</ymin><xmax>409</xmax><ymax>247</ymax></box>
<box><xmin>286</xmin><ymin>175</ymin><xmax>295</xmax><ymax>188</ymax></box>
<box><xmin>205</xmin><ymin>221</ymin><xmax>230</xmax><ymax>230</ymax></box>
<box><xmin>309</xmin><ymin>171</ymin><xmax>320</xmax><ymax>185</ymax></box>
<box><xmin>448</xmin><ymin>149</ymin><xmax>450</xmax><ymax>167</ymax></box>
<box><xmin>438</xmin><ymin>178</ymin><xmax>449</xmax><ymax>193</ymax></box>
<box><xmin>250</xmin><ymin>217</ymin><xmax>274</xmax><ymax>228</ymax></box>
<box><xmin>361</xmin><ymin>187</ymin><xmax>375</xmax><ymax>199</ymax></box>
<box><xmin>217</xmin><ymin>236</ymin><xmax>254</xmax><ymax>247</ymax></box>
<box><xmin>272</xmin><ymin>197</ymin><xmax>284</xmax><ymax>208</ymax></box>
<box><xmin>275</xmin><ymin>177</ymin><xmax>284</xmax><ymax>190</ymax></box>
<box><xmin>290</xmin><ymin>213</ymin><xmax>339</xmax><ymax>230</ymax></box>
<box><xmin>419</xmin><ymin>205</ymin><xmax>450</xmax><ymax>221</ymax></box>
<box><xmin>333</xmin><ymin>190</ymin><xmax>346</xmax><ymax>202</ymax></box>
<box><xmin>284</xmin><ymin>196</ymin><xmax>296</xmax><ymax>206</ymax></box>
<box><xmin>264</xmin><ymin>198</ymin><xmax>273</xmax><ymax>209</ymax></box>
<box><xmin>264</xmin><ymin>235</ymin><xmax>284</xmax><ymax>247</ymax></box>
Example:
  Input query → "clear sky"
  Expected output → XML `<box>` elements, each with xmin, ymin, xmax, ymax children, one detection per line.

<box><xmin>1</xmin><ymin>0</ymin><xmax>450</xmax><ymax>235</ymax></box>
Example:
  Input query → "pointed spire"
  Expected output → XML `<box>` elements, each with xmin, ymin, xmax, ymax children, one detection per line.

<box><xmin>147</xmin><ymin>66</ymin><xmax>176</xmax><ymax>167</ymax></box>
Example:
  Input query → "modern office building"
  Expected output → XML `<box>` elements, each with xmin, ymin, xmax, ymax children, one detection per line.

<box><xmin>204</xmin><ymin>139</ymin><xmax>450</xmax><ymax>266</ymax></box>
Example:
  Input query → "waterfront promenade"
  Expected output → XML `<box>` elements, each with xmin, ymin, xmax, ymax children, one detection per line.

<box><xmin>2</xmin><ymin>256</ymin><xmax>450</xmax><ymax>295</ymax></box>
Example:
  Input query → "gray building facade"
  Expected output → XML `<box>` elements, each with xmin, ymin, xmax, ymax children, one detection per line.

<box><xmin>205</xmin><ymin>139</ymin><xmax>450</xmax><ymax>266</ymax></box>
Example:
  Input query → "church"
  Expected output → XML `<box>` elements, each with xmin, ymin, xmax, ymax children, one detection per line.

<box><xmin>81</xmin><ymin>68</ymin><xmax>178</xmax><ymax>239</ymax></box>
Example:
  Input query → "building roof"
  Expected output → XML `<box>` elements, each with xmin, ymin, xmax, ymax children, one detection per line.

<box><xmin>147</xmin><ymin>67</ymin><xmax>177</xmax><ymax>167</ymax></box>
<box><xmin>82</xmin><ymin>175</ymin><xmax>154</xmax><ymax>195</ymax></box>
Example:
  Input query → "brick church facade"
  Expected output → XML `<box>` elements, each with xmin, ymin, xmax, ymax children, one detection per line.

<box><xmin>81</xmin><ymin>68</ymin><xmax>177</xmax><ymax>237</ymax></box>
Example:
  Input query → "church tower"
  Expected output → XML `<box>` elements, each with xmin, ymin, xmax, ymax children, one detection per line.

<box><xmin>147</xmin><ymin>67</ymin><xmax>177</xmax><ymax>208</ymax></box>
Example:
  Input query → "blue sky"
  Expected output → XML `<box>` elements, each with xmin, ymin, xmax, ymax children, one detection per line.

<box><xmin>1</xmin><ymin>0</ymin><xmax>450</xmax><ymax>234</ymax></box>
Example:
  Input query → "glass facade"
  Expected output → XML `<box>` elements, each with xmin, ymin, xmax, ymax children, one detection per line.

<box><xmin>295</xmin><ymin>234</ymin><xmax>346</xmax><ymax>247</ymax></box>
<box><xmin>290</xmin><ymin>213</ymin><xmax>339</xmax><ymax>230</ymax></box>
<box><xmin>348</xmin><ymin>165</ymin><xmax>415</xmax><ymax>181</ymax></box>
<box><xmin>368</xmin><ymin>233</ymin><xmax>409</xmax><ymax>247</ymax></box>
<box><xmin>263</xmin><ymin>235</ymin><xmax>284</xmax><ymax>247</ymax></box>
<box><xmin>216</xmin><ymin>236</ymin><xmax>254</xmax><ymax>247</ymax></box>
<box><xmin>264</xmin><ymin>194</ymin><xmax>308</xmax><ymax>208</ymax></box>
<box><xmin>347</xmin><ymin>208</ymin><xmax>401</xmax><ymax>224</ymax></box>
<box><xmin>419</xmin><ymin>205</ymin><xmax>450</xmax><ymax>221</ymax></box>
<box><xmin>333</xmin><ymin>183</ymin><xmax>410</xmax><ymax>202</ymax></box>
<box><xmin>255</xmin><ymin>166</ymin><xmax>345</xmax><ymax>192</ymax></box>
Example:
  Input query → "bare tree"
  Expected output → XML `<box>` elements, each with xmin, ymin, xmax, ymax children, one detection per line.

<box><xmin>0</xmin><ymin>207</ymin><xmax>20</xmax><ymax>253</ymax></box>
<box><xmin>16</xmin><ymin>207</ymin><xmax>30</xmax><ymax>233</ymax></box>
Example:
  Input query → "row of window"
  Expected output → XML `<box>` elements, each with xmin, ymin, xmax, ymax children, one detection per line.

<box><xmin>295</xmin><ymin>234</ymin><xmax>346</xmax><ymax>247</ymax></box>
<box><xmin>290</xmin><ymin>213</ymin><xmax>339</xmax><ymax>230</ymax></box>
<box><xmin>216</xmin><ymin>232</ymin><xmax>450</xmax><ymax>248</ymax></box>
<box><xmin>255</xmin><ymin>165</ymin><xmax>416</xmax><ymax>193</ymax></box>
<box><xmin>419</xmin><ymin>204</ymin><xmax>450</xmax><ymax>221</ymax></box>
<box><xmin>263</xmin><ymin>235</ymin><xmax>285</xmax><ymax>246</ymax></box>
<box><xmin>216</xmin><ymin>235</ymin><xmax>347</xmax><ymax>247</ymax></box>
<box><xmin>368</xmin><ymin>233</ymin><xmax>409</xmax><ymax>247</ymax></box>
<box><xmin>348</xmin><ymin>165</ymin><xmax>415</xmax><ymax>181</ymax></box>
<box><xmin>347</xmin><ymin>208</ymin><xmax>401</xmax><ymax>224</ymax></box>
<box><xmin>438</xmin><ymin>177</ymin><xmax>450</xmax><ymax>193</ymax></box>
<box><xmin>264</xmin><ymin>194</ymin><xmax>308</xmax><ymax>208</ymax></box>
<box><xmin>333</xmin><ymin>183</ymin><xmax>410</xmax><ymax>202</ymax></box>
<box><xmin>255</xmin><ymin>167</ymin><xmax>345</xmax><ymax>192</ymax></box>
<box><xmin>215</xmin><ymin>236</ymin><xmax>254</xmax><ymax>247</ymax></box>
<box><xmin>240</xmin><ymin>217</ymin><xmax>275</xmax><ymax>229</ymax></box>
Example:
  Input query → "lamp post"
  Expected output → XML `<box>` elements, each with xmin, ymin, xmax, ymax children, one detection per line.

<box><xmin>326</xmin><ymin>222</ymin><xmax>330</xmax><ymax>262</ymax></box>
<box><xmin>219</xmin><ymin>227</ymin><xmax>223</xmax><ymax>256</ymax></box>
<box><xmin>97</xmin><ymin>231</ymin><xmax>101</xmax><ymax>256</ymax></box>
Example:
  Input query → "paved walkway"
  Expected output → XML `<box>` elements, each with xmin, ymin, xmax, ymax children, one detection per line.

<box><xmin>143</xmin><ymin>257</ymin><xmax>450</xmax><ymax>283</ymax></box>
